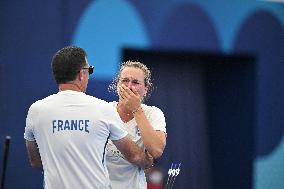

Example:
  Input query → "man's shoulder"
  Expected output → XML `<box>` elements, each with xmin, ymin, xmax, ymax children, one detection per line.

<box><xmin>27</xmin><ymin>94</ymin><xmax>57</xmax><ymax>116</ymax></box>
<box><xmin>84</xmin><ymin>94</ymin><xmax>110</xmax><ymax>106</ymax></box>
<box><xmin>108</xmin><ymin>101</ymin><xmax>117</xmax><ymax>107</ymax></box>
<box><xmin>29</xmin><ymin>94</ymin><xmax>56</xmax><ymax>108</ymax></box>
<box><xmin>83</xmin><ymin>95</ymin><xmax>117</xmax><ymax>114</ymax></box>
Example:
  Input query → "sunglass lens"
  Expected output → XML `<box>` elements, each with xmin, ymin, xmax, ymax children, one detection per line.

<box><xmin>89</xmin><ymin>66</ymin><xmax>94</xmax><ymax>75</ymax></box>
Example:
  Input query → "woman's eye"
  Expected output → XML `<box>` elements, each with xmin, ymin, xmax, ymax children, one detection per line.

<box><xmin>121</xmin><ymin>79</ymin><xmax>129</xmax><ymax>83</ymax></box>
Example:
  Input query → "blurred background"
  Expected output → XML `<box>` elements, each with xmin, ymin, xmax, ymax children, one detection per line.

<box><xmin>0</xmin><ymin>0</ymin><xmax>283</xmax><ymax>189</ymax></box>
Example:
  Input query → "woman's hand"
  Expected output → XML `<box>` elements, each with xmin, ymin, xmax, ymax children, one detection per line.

<box><xmin>118</xmin><ymin>84</ymin><xmax>141</xmax><ymax>112</ymax></box>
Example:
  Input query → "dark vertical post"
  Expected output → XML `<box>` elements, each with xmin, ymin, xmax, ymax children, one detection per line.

<box><xmin>0</xmin><ymin>136</ymin><xmax>11</xmax><ymax>189</ymax></box>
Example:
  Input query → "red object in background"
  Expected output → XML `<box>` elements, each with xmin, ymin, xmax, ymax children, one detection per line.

<box><xmin>146</xmin><ymin>167</ymin><xmax>164</xmax><ymax>189</ymax></box>
<box><xmin>147</xmin><ymin>183</ymin><xmax>163</xmax><ymax>189</ymax></box>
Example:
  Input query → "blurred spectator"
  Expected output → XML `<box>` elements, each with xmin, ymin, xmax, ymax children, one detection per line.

<box><xmin>146</xmin><ymin>167</ymin><xmax>164</xmax><ymax>189</ymax></box>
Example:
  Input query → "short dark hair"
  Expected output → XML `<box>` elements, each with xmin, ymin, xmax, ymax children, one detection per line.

<box><xmin>52</xmin><ymin>46</ymin><xmax>87</xmax><ymax>84</ymax></box>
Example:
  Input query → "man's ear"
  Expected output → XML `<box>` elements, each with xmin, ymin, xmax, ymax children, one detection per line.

<box><xmin>78</xmin><ymin>70</ymin><xmax>84</xmax><ymax>81</ymax></box>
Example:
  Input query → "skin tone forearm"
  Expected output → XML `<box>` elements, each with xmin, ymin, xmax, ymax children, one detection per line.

<box><xmin>25</xmin><ymin>140</ymin><xmax>43</xmax><ymax>169</ymax></box>
<box><xmin>118</xmin><ymin>85</ymin><xmax>166</xmax><ymax>159</ymax></box>
<box><xmin>113</xmin><ymin>136</ymin><xmax>153</xmax><ymax>169</ymax></box>
<box><xmin>133</xmin><ymin>107</ymin><xmax>166</xmax><ymax>158</ymax></box>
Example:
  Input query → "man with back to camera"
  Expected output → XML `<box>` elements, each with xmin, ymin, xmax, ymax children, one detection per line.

<box><xmin>24</xmin><ymin>46</ymin><xmax>153</xmax><ymax>189</ymax></box>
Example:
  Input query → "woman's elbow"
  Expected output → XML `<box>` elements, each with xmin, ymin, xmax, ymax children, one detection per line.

<box><xmin>151</xmin><ymin>148</ymin><xmax>164</xmax><ymax>159</ymax></box>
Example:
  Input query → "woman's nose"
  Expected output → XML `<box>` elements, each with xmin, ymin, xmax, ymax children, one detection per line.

<box><xmin>126</xmin><ymin>81</ymin><xmax>133</xmax><ymax>87</ymax></box>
